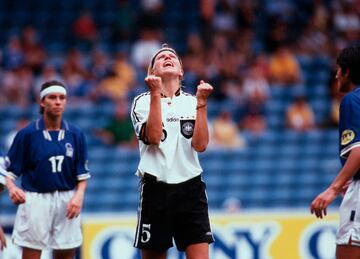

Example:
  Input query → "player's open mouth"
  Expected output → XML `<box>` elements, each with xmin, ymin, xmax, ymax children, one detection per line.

<box><xmin>163</xmin><ymin>62</ymin><xmax>173</xmax><ymax>67</ymax></box>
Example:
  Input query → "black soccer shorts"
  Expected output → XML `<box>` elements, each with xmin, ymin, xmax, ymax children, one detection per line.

<box><xmin>134</xmin><ymin>173</ymin><xmax>214</xmax><ymax>251</ymax></box>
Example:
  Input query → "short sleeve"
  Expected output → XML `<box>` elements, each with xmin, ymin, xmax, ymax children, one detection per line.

<box><xmin>6</xmin><ymin>130</ymin><xmax>28</xmax><ymax>179</ymax></box>
<box><xmin>131</xmin><ymin>94</ymin><xmax>149</xmax><ymax>142</ymax></box>
<box><xmin>339</xmin><ymin>94</ymin><xmax>360</xmax><ymax>157</ymax></box>
<box><xmin>76</xmin><ymin>131</ymin><xmax>91</xmax><ymax>181</ymax></box>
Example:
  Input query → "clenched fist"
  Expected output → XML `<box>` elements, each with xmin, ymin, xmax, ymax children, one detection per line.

<box><xmin>196</xmin><ymin>80</ymin><xmax>213</xmax><ymax>104</ymax></box>
<box><xmin>145</xmin><ymin>75</ymin><xmax>162</xmax><ymax>94</ymax></box>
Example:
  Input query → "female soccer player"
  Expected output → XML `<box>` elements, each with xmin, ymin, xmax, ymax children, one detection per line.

<box><xmin>4</xmin><ymin>80</ymin><xmax>90</xmax><ymax>259</ymax></box>
<box><xmin>311</xmin><ymin>46</ymin><xmax>360</xmax><ymax>259</ymax></box>
<box><xmin>131</xmin><ymin>44</ymin><xmax>214</xmax><ymax>259</ymax></box>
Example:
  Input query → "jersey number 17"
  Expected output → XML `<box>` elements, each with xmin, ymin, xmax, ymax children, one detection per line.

<box><xmin>49</xmin><ymin>155</ymin><xmax>64</xmax><ymax>173</ymax></box>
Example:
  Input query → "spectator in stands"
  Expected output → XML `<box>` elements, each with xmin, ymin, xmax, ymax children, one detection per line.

<box><xmin>73</xmin><ymin>10</ymin><xmax>98</xmax><ymax>50</ymax></box>
<box><xmin>62</xmin><ymin>48</ymin><xmax>93</xmax><ymax>103</ymax></box>
<box><xmin>209</xmin><ymin>110</ymin><xmax>245</xmax><ymax>149</ymax></box>
<box><xmin>20</xmin><ymin>26</ymin><xmax>47</xmax><ymax>74</ymax></box>
<box><xmin>242</xmin><ymin>62</ymin><xmax>270</xmax><ymax>109</ymax></box>
<box><xmin>131</xmin><ymin>44</ymin><xmax>214</xmax><ymax>259</ymax></box>
<box><xmin>1</xmin><ymin>65</ymin><xmax>34</xmax><ymax>107</ymax></box>
<box><xmin>2</xmin><ymin>80</ymin><xmax>90</xmax><ymax>259</ymax></box>
<box><xmin>130</xmin><ymin>28</ymin><xmax>162</xmax><ymax>70</ymax></box>
<box><xmin>89</xmin><ymin>48</ymin><xmax>110</xmax><ymax>81</ymax></box>
<box><xmin>240</xmin><ymin>108</ymin><xmax>267</xmax><ymax>135</ymax></box>
<box><xmin>2</xmin><ymin>35</ymin><xmax>24</xmax><ymax>70</ymax></box>
<box><xmin>112</xmin><ymin>51</ymin><xmax>136</xmax><ymax>91</ymax></box>
<box><xmin>94</xmin><ymin>98</ymin><xmax>136</xmax><ymax>148</ymax></box>
<box><xmin>268</xmin><ymin>45</ymin><xmax>302</xmax><ymax>86</ymax></box>
<box><xmin>286</xmin><ymin>95</ymin><xmax>315</xmax><ymax>132</ymax></box>
<box><xmin>311</xmin><ymin>46</ymin><xmax>360</xmax><ymax>259</ymax></box>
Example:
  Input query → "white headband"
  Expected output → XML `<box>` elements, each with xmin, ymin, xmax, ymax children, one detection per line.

<box><xmin>40</xmin><ymin>85</ymin><xmax>67</xmax><ymax>99</ymax></box>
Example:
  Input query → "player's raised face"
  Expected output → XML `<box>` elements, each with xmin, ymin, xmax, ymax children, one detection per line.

<box><xmin>151</xmin><ymin>50</ymin><xmax>183</xmax><ymax>79</ymax></box>
<box><xmin>41</xmin><ymin>93</ymin><xmax>67</xmax><ymax>117</ymax></box>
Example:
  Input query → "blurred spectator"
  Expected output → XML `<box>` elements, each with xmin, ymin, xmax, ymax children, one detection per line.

<box><xmin>286</xmin><ymin>95</ymin><xmax>315</xmax><ymax>131</ymax></box>
<box><xmin>89</xmin><ymin>48</ymin><xmax>110</xmax><ymax>80</ymax></box>
<box><xmin>240</xmin><ymin>109</ymin><xmax>267</xmax><ymax>135</ymax></box>
<box><xmin>112</xmin><ymin>51</ymin><xmax>136</xmax><ymax>91</ymax></box>
<box><xmin>73</xmin><ymin>10</ymin><xmax>98</xmax><ymax>50</ymax></box>
<box><xmin>130</xmin><ymin>28</ymin><xmax>162</xmax><ymax>70</ymax></box>
<box><xmin>312</xmin><ymin>0</ymin><xmax>331</xmax><ymax>32</ymax></box>
<box><xmin>2</xmin><ymin>35</ymin><xmax>24</xmax><ymax>70</ymax></box>
<box><xmin>20</xmin><ymin>26</ymin><xmax>47</xmax><ymax>75</ymax></box>
<box><xmin>333</xmin><ymin>1</ymin><xmax>360</xmax><ymax>42</ymax></box>
<box><xmin>62</xmin><ymin>48</ymin><xmax>89</xmax><ymax>79</ymax></box>
<box><xmin>236</xmin><ymin>0</ymin><xmax>257</xmax><ymax>30</ymax></box>
<box><xmin>182</xmin><ymin>33</ymin><xmax>207</xmax><ymax>94</ymax></box>
<box><xmin>92</xmin><ymin>51</ymin><xmax>135</xmax><ymax>102</ymax></box>
<box><xmin>93</xmin><ymin>70</ymin><xmax>128</xmax><ymax>103</ymax></box>
<box><xmin>212</xmin><ymin>0</ymin><xmax>237</xmax><ymax>34</ymax></box>
<box><xmin>1</xmin><ymin>65</ymin><xmax>33</xmax><ymax>107</ymax></box>
<box><xmin>94</xmin><ymin>99</ymin><xmax>137</xmax><ymax>148</ymax></box>
<box><xmin>269</xmin><ymin>45</ymin><xmax>302</xmax><ymax>85</ymax></box>
<box><xmin>242</xmin><ymin>62</ymin><xmax>270</xmax><ymax>109</ymax></box>
<box><xmin>264</xmin><ymin>18</ymin><xmax>290</xmax><ymax>52</ymax></box>
<box><xmin>209</xmin><ymin>110</ymin><xmax>245</xmax><ymax>149</ymax></box>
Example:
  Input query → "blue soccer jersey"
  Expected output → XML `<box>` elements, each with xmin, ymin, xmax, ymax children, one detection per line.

<box><xmin>5</xmin><ymin>118</ymin><xmax>90</xmax><ymax>192</ymax></box>
<box><xmin>339</xmin><ymin>87</ymin><xmax>360</xmax><ymax>179</ymax></box>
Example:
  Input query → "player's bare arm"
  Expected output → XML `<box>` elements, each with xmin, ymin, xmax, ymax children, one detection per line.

<box><xmin>6</xmin><ymin>177</ymin><xmax>26</xmax><ymax>205</ymax></box>
<box><xmin>0</xmin><ymin>227</ymin><xmax>6</xmax><ymax>251</ymax></box>
<box><xmin>311</xmin><ymin>147</ymin><xmax>360</xmax><ymax>218</ymax></box>
<box><xmin>145</xmin><ymin>75</ymin><xmax>163</xmax><ymax>145</ymax></box>
<box><xmin>192</xmin><ymin>80</ymin><xmax>213</xmax><ymax>152</ymax></box>
<box><xmin>66</xmin><ymin>180</ymin><xmax>87</xmax><ymax>219</ymax></box>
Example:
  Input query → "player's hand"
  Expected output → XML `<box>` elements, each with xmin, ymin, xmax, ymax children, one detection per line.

<box><xmin>310</xmin><ymin>188</ymin><xmax>338</xmax><ymax>219</ymax></box>
<box><xmin>8</xmin><ymin>185</ymin><xmax>26</xmax><ymax>205</ymax></box>
<box><xmin>145</xmin><ymin>75</ymin><xmax>162</xmax><ymax>95</ymax></box>
<box><xmin>66</xmin><ymin>191</ymin><xmax>84</xmax><ymax>219</ymax></box>
<box><xmin>196</xmin><ymin>80</ymin><xmax>213</xmax><ymax>105</ymax></box>
<box><xmin>0</xmin><ymin>227</ymin><xmax>6</xmax><ymax>251</ymax></box>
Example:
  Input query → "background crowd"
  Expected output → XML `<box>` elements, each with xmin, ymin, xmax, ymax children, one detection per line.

<box><xmin>0</xmin><ymin>0</ymin><xmax>358</xmax><ymax>150</ymax></box>
<box><xmin>0</xmin><ymin>0</ymin><xmax>359</xmax><ymax>212</ymax></box>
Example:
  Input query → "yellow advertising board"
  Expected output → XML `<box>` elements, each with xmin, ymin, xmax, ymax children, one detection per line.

<box><xmin>82</xmin><ymin>211</ymin><xmax>339</xmax><ymax>259</ymax></box>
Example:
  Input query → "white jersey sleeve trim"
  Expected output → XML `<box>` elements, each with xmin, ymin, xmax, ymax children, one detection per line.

<box><xmin>77</xmin><ymin>173</ymin><xmax>91</xmax><ymax>181</ymax></box>
<box><xmin>2</xmin><ymin>171</ymin><xmax>17</xmax><ymax>180</ymax></box>
<box><xmin>131</xmin><ymin>93</ymin><xmax>150</xmax><ymax>139</ymax></box>
<box><xmin>340</xmin><ymin>141</ymin><xmax>360</xmax><ymax>158</ymax></box>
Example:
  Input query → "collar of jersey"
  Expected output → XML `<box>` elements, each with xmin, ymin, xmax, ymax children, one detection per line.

<box><xmin>160</xmin><ymin>88</ymin><xmax>181</xmax><ymax>98</ymax></box>
<box><xmin>36</xmin><ymin>117</ymin><xmax>69</xmax><ymax>131</ymax></box>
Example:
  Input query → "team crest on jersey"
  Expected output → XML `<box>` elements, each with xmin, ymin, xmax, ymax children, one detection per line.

<box><xmin>65</xmin><ymin>143</ymin><xmax>74</xmax><ymax>157</ymax></box>
<box><xmin>180</xmin><ymin>120</ymin><xmax>195</xmax><ymax>139</ymax></box>
<box><xmin>341</xmin><ymin>129</ymin><xmax>355</xmax><ymax>145</ymax></box>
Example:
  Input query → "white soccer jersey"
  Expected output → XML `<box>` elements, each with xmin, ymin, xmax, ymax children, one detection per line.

<box><xmin>131</xmin><ymin>90</ymin><xmax>203</xmax><ymax>183</ymax></box>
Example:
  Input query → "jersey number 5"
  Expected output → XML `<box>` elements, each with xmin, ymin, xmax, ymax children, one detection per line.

<box><xmin>49</xmin><ymin>155</ymin><xmax>64</xmax><ymax>173</ymax></box>
<box><xmin>141</xmin><ymin>224</ymin><xmax>151</xmax><ymax>243</ymax></box>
